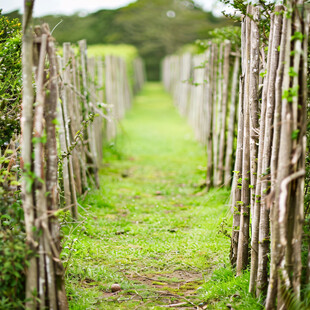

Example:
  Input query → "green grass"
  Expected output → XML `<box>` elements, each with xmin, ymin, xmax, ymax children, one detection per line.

<box><xmin>62</xmin><ymin>82</ymin><xmax>262</xmax><ymax>309</ymax></box>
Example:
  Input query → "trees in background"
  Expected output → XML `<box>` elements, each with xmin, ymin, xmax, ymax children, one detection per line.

<box><xmin>114</xmin><ymin>0</ymin><xmax>232</xmax><ymax>80</ymax></box>
<box><xmin>5</xmin><ymin>0</ymin><xmax>233</xmax><ymax>80</ymax></box>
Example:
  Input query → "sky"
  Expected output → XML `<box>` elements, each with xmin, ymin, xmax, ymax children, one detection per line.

<box><xmin>0</xmin><ymin>0</ymin><xmax>230</xmax><ymax>17</ymax></box>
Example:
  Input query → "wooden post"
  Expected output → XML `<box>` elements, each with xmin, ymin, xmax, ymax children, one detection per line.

<box><xmin>22</xmin><ymin>17</ymin><xmax>69</xmax><ymax>309</ymax></box>
<box><xmin>218</xmin><ymin>40</ymin><xmax>231</xmax><ymax>185</ymax></box>
<box><xmin>224</xmin><ymin>54</ymin><xmax>240</xmax><ymax>187</ymax></box>
<box><xmin>212</xmin><ymin>44</ymin><xmax>220</xmax><ymax>187</ymax></box>
<box><xmin>265</xmin><ymin>8</ymin><xmax>287</xmax><ymax>307</ymax></box>
<box><xmin>236</xmin><ymin>6</ymin><xmax>252</xmax><ymax>275</ymax></box>
<box><xmin>60</xmin><ymin>44</ymin><xmax>78</xmax><ymax>218</ymax></box>
<box><xmin>21</xmin><ymin>2</ymin><xmax>37</xmax><ymax>307</ymax></box>
<box><xmin>256</xmin><ymin>7</ymin><xmax>283</xmax><ymax>296</ymax></box>
<box><xmin>248</xmin><ymin>6</ymin><xmax>261</xmax><ymax>293</ymax></box>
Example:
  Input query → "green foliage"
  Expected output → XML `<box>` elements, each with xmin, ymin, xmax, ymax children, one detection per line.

<box><xmin>196</xmin><ymin>26</ymin><xmax>241</xmax><ymax>53</ymax></box>
<box><xmin>0</xmin><ymin>143</ymin><xmax>27</xmax><ymax>309</ymax></box>
<box><xmin>291</xmin><ymin>31</ymin><xmax>304</xmax><ymax>42</ymax></box>
<box><xmin>61</xmin><ymin>113</ymin><xmax>98</xmax><ymax>160</ymax></box>
<box><xmin>6</xmin><ymin>1</ymin><xmax>232</xmax><ymax>81</ymax></box>
<box><xmin>0</xmin><ymin>215</ymin><xmax>27</xmax><ymax>309</ymax></box>
<box><xmin>282</xmin><ymin>85</ymin><xmax>299</xmax><ymax>103</ymax></box>
<box><xmin>0</xmin><ymin>11</ymin><xmax>22</xmax><ymax>149</ymax></box>
<box><xmin>0</xmin><ymin>13</ymin><xmax>26</xmax><ymax>303</ymax></box>
<box><xmin>219</xmin><ymin>0</ymin><xmax>275</xmax><ymax>45</ymax></box>
<box><xmin>292</xmin><ymin>129</ymin><xmax>300</xmax><ymax>140</ymax></box>
<box><xmin>0</xmin><ymin>188</ymin><xmax>27</xmax><ymax>309</ymax></box>
<box><xmin>199</xmin><ymin>267</ymin><xmax>263</xmax><ymax>309</ymax></box>
<box><xmin>114</xmin><ymin>0</ymin><xmax>232</xmax><ymax>80</ymax></box>
<box><xmin>280</xmin><ymin>284</ymin><xmax>310</xmax><ymax>310</ymax></box>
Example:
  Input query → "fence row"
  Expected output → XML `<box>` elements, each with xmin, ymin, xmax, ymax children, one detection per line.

<box><xmin>162</xmin><ymin>43</ymin><xmax>240</xmax><ymax>190</ymax></box>
<box><xmin>20</xmin><ymin>21</ymin><xmax>145</xmax><ymax>309</ymax></box>
<box><xmin>163</xmin><ymin>2</ymin><xmax>309</xmax><ymax>307</ymax></box>
<box><xmin>233</xmin><ymin>5</ymin><xmax>309</xmax><ymax>308</ymax></box>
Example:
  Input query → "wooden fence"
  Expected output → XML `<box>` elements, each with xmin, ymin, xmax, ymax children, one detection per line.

<box><xmin>232</xmin><ymin>5</ymin><xmax>309</xmax><ymax>308</ymax></box>
<box><xmin>20</xmin><ymin>20</ymin><xmax>145</xmax><ymax>309</ymax></box>
<box><xmin>162</xmin><ymin>42</ymin><xmax>240</xmax><ymax>190</ymax></box>
<box><xmin>163</xmin><ymin>2</ymin><xmax>309</xmax><ymax>307</ymax></box>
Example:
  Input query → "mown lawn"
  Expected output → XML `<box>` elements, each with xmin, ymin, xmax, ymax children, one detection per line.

<box><xmin>61</xmin><ymin>82</ymin><xmax>262</xmax><ymax>309</ymax></box>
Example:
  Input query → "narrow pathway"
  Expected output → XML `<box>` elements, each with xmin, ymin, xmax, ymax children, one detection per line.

<box><xmin>64</xmin><ymin>82</ymin><xmax>230</xmax><ymax>309</ymax></box>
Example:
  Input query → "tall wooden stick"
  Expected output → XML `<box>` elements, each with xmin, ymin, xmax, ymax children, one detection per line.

<box><xmin>224</xmin><ymin>54</ymin><xmax>240</xmax><ymax>187</ymax></box>
<box><xmin>21</xmin><ymin>1</ymin><xmax>37</xmax><ymax>308</ymax></box>
<box><xmin>236</xmin><ymin>6</ymin><xmax>252</xmax><ymax>275</ymax></box>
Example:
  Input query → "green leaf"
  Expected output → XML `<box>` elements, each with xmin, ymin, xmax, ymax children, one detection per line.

<box><xmin>25</xmin><ymin>178</ymin><xmax>33</xmax><ymax>193</ymax></box>
<box><xmin>52</xmin><ymin>118</ymin><xmax>60</xmax><ymax>125</ymax></box>
<box><xmin>282</xmin><ymin>85</ymin><xmax>299</xmax><ymax>103</ymax></box>
<box><xmin>291</xmin><ymin>129</ymin><xmax>300</xmax><ymax>140</ymax></box>
<box><xmin>291</xmin><ymin>31</ymin><xmax>303</xmax><ymax>41</ymax></box>
<box><xmin>260</xmin><ymin>69</ymin><xmax>267</xmax><ymax>78</ymax></box>
<box><xmin>10</xmin><ymin>180</ymin><xmax>21</xmax><ymax>186</ymax></box>
<box><xmin>288</xmin><ymin>67</ymin><xmax>298</xmax><ymax>77</ymax></box>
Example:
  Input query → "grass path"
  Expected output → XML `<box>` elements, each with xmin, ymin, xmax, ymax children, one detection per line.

<box><xmin>63</xmin><ymin>83</ymin><xmax>260</xmax><ymax>309</ymax></box>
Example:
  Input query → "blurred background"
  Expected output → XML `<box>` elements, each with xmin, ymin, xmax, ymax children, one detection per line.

<box><xmin>2</xmin><ymin>0</ymin><xmax>236</xmax><ymax>80</ymax></box>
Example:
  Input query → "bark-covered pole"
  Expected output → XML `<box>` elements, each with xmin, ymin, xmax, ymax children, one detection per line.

<box><xmin>265</xmin><ymin>8</ymin><xmax>287</xmax><ymax>308</ymax></box>
<box><xmin>206</xmin><ymin>43</ymin><xmax>214</xmax><ymax>190</ymax></box>
<box><xmin>78</xmin><ymin>40</ymin><xmax>99</xmax><ymax>186</ymax></box>
<box><xmin>248</xmin><ymin>5</ymin><xmax>262</xmax><ymax>294</ymax></box>
<box><xmin>275</xmin><ymin>8</ymin><xmax>293</xmax><ymax>307</ymax></box>
<box><xmin>236</xmin><ymin>6</ymin><xmax>252</xmax><ymax>275</ymax></box>
<box><xmin>218</xmin><ymin>40</ymin><xmax>231</xmax><ymax>185</ymax></box>
<box><xmin>33</xmin><ymin>29</ymin><xmax>49</xmax><ymax>310</ymax></box>
<box><xmin>44</xmin><ymin>24</ymin><xmax>69</xmax><ymax>309</ymax></box>
<box><xmin>61</xmin><ymin>44</ymin><xmax>78</xmax><ymax>218</ymax></box>
<box><xmin>22</xmin><ymin>9</ymin><xmax>69</xmax><ymax>307</ymax></box>
<box><xmin>68</xmin><ymin>47</ymin><xmax>82</xmax><ymax>196</ymax></box>
<box><xmin>256</xmin><ymin>6</ymin><xmax>283</xmax><ymax>296</ymax></box>
<box><xmin>96</xmin><ymin>57</ymin><xmax>104</xmax><ymax>164</ymax></box>
<box><xmin>230</xmin><ymin>75</ymin><xmax>244</xmax><ymax>267</ymax></box>
<box><xmin>303</xmin><ymin>4</ymin><xmax>310</xmax><ymax>288</ymax></box>
<box><xmin>290</xmin><ymin>0</ymin><xmax>308</xmax><ymax>299</ymax></box>
<box><xmin>212</xmin><ymin>44</ymin><xmax>220</xmax><ymax>187</ymax></box>
<box><xmin>248</xmin><ymin>7</ymin><xmax>260</xmax><ymax>225</ymax></box>
<box><xmin>105</xmin><ymin>55</ymin><xmax>115</xmax><ymax>140</ymax></box>
<box><xmin>21</xmin><ymin>1</ymin><xmax>37</xmax><ymax>308</ymax></box>
<box><xmin>74</xmin><ymin>54</ymin><xmax>88</xmax><ymax>192</ymax></box>
<box><xmin>230</xmin><ymin>17</ymin><xmax>246</xmax><ymax>267</ymax></box>
<box><xmin>224</xmin><ymin>53</ymin><xmax>240</xmax><ymax>187</ymax></box>
<box><xmin>57</xmin><ymin>55</ymin><xmax>72</xmax><ymax>209</ymax></box>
